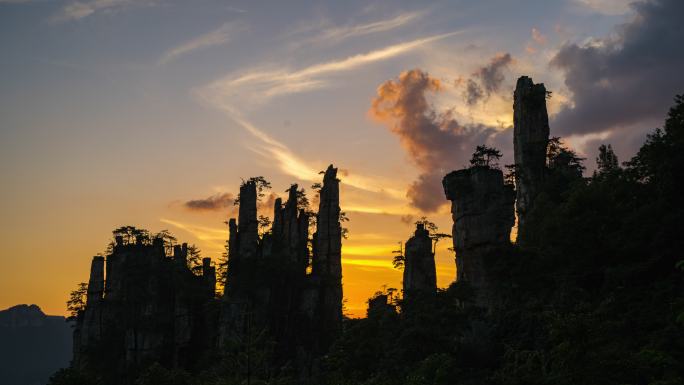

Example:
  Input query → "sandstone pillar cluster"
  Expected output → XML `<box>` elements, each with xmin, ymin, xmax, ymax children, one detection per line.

<box><xmin>219</xmin><ymin>164</ymin><xmax>343</xmax><ymax>372</ymax></box>
<box><xmin>440</xmin><ymin>75</ymin><xmax>551</xmax><ymax>304</ymax></box>
<box><xmin>73</xmin><ymin>235</ymin><xmax>217</xmax><ymax>375</ymax></box>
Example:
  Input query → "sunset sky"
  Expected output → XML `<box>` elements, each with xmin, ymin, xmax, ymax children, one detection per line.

<box><xmin>1</xmin><ymin>0</ymin><xmax>682</xmax><ymax>317</ymax></box>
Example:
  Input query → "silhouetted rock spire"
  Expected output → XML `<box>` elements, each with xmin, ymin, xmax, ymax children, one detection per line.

<box><xmin>303</xmin><ymin>164</ymin><xmax>344</xmax><ymax>360</ymax></box>
<box><xmin>443</xmin><ymin>166</ymin><xmax>515</xmax><ymax>304</ymax></box>
<box><xmin>403</xmin><ymin>223</ymin><xmax>436</xmax><ymax>299</ymax></box>
<box><xmin>237</xmin><ymin>181</ymin><xmax>258</xmax><ymax>259</ymax></box>
<box><xmin>313</xmin><ymin>165</ymin><xmax>342</xmax><ymax>281</ymax></box>
<box><xmin>514</xmin><ymin>76</ymin><xmax>550</xmax><ymax>240</ymax></box>
<box><xmin>282</xmin><ymin>184</ymin><xmax>307</xmax><ymax>267</ymax></box>
<box><xmin>227</xmin><ymin>218</ymin><xmax>237</xmax><ymax>262</ymax></box>
<box><xmin>86</xmin><ymin>256</ymin><xmax>104</xmax><ymax>306</ymax></box>
<box><xmin>217</xmin><ymin>166</ymin><xmax>344</xmax><ymax>376</ymax></box>
<box><xmin>272</xmin><ymin>197</ymin><xmax>284</xmax><ymax>243</ymax></box>
<box><xmin>76</xmin><ymin>256</ymin><xmax>105</xmax><ymax>365</ymax></box>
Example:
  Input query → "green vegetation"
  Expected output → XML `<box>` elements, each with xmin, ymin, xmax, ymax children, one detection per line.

<box><xmin>321</xmin><ymin>95</ymin><xmax>684</xmax><ymax>384</ymax></box>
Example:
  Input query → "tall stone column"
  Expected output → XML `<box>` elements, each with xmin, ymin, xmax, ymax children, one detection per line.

<box><xmin>75</xmin><ymin>255</ymin><xmax>105</xmax><ymax>367</ymax></box>
<box><xmin>312</xmin><ymin>166</ymin><xmax>342</xmax><ymax>280</ymax></box>
<box><xmin>403</xmin><ymin>223</ymin><xmax>436</xmax><ymax>300</ymax></box>
<box><xmin>86</xmin><ymin>256</ymin><xmax>105</xmax><ymax>305</ymax></box>
<box><xmin>443</xmin><ymin>167</ymin><xmax>515</xmax><ymax>304</ymax></box>
<box><xmin>283</xmin><ymin>185</ymin><xmax>302</xmax><ymax>263</ymax></box>
<box><xmin>311</xmin><ymin>165</ymin><xmax>343</xmax><ymax>351</ymax></box>
<box><xmin>203</xmin><ymin>257</ymin><xmax>216</xmax><ymax>295</ymax></box>
<box><xmin>237</xmin><ymin>181</ymin><xmax>258</xmax><ymax>259</ymax></box>
<box><xmin>228</xmin><ymin>218</ymin><xmax>238</xmax><ymax>261</ymax></box>
<box><xmin>272</xmin><ymin>197</ymin><xmax>284</xmax><ymax>244</ymax></box>
<box><xmin>513</xmin><ymin>76</ymin><xmax>550</xmax><ymax>239</ymax></box>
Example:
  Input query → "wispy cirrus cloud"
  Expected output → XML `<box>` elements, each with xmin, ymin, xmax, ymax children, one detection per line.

<box><xmin>160</xmin><ymin>218</ymin><xmax>226</xmax><ymax>241</ymax></box>
<box><xmin>301</xmin><ymin>10</ymin><xmax>426</xmax><ymax>45</ymax></box>
<box><xmin>194</xmin><ymin>32</ymin><xmax>461</xmax><ymax>209</ymax></box>
<box><xmin>159</xmin><ymin>218</ymin><xmax>227</xmax><ymax>254</ymax></box>
<box><xmin>158</xmin><ymin>22</ymin><xmax>244</xmax><ymax>65</ymax></box>
<box><xmin>200</xmin><ymin>31</ymin><xmax>462</xmax><ymax>107</ymax></box>
<box><xmin>0</xmin><ymin>0</ymin><xmax>36</xmax><ymax>4</ymax></box>
<box><xmin>573</xmin><ymin>0</ymin><xmax>633</xmax><ymax>15</ymax></box>
<box><xmin>50</xmin><ymin>0</ymin><xmax>160</xmax><ymax>23</ymax></box>
<box><xmin>199</xmin><ymin>105</ymin><xmax>405</xmax><ymax>200</ymax></box>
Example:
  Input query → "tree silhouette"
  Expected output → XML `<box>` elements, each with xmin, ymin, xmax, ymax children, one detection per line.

<box><xmin>546</xmin><ymin>137</ymin><xmax>585</xmax><ymax>176</ymax></box>
<box><xmin>415</xmin><ymin>216</ymin><xmax>452</xmax><ymax>253</ymax></box>
<box><xmin>235</xmin><ymin>176</ymin><xmax>272</xmax><ymax>205</ymax></box>
<box><xmin>257</xmin><ymin>215</ymin><xmax>272</xmax><ymax>237</ymax></box>
<box><xmin>66</xmin><ymin>282</ymin><xmax>88</xmax><ymax>320</ymax></box>
<box><xmin>391</xmin><ymin>241</ymin><xmax>404</xmax><ymax>270</ymax></box>
<box><xmin>153</xmin><ymin>229</ymin><xmax>177</xmax><ymax>256</ymax></box>
<box><xmin>470</xmin><ymin>145</ymin><xmax>503</xmax><ymax>169</ymax></box>
<box><xmin>394</xmin><ymin>217</ymin><xmax>452</xmax><ymax>270</ymax></box>
<box><xmin>504</xmin><ymin>164</ymin><xmax>518</xmax><ymax>186</ymax></box>
<box><xmin>187</xmin><ymin>244</ymin><xmax>203</xmax><ymax>275</ymax></box>
<box><xmin>597</xmin><ymin>144</ymin><xmax>619</xmax><ymax>172</ymax></box>
<box><xmin>113</xmin><ymin>226</ymin><xmax>150</xmax><ymax>245</ymax></box>
<box><xmin>339</xmin><ymin>211</ymin><xmax>350</xmax><ymax>239</ymax></box>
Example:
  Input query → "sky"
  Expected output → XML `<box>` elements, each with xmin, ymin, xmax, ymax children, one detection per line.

<box><xmin>1</xmin><ymin>0</ymin><xmax>682</xmax><ymax>317</ymax></box>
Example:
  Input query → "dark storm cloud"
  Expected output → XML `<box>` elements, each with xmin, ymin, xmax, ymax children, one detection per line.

<box><xmin>476</xmin><ymin>53</ymin><xmax>513</xmax><ymax>94</ymax></box>
<box><xmin>464</xmin><ymin>53</ymin><xmax>513</xmax><ymax>105</ymax></box>
<box><xmin>371</xmin><ymin>69</ymin><xmax>507</xmax><ymax>212</ymax></box>
<box><xmin>550</xmin><ymin>0</ymin><xmax>684</xmax><ymax>138</ymax></box>
<box><xmin>184</xmin><ymin>193</ymin><xmax>235</xmax><ymax>211</ymax></box>
<box><xmin>465</xmin><ymin>79</ymin><xmax>484</xmax><ymax>105</ymax></box>
<box><xmin>184</xmin><ymin>191</ymin><xmax>279</xmax><ymax>217</ymax></box>
<box><xmin>400</xmin><ymin>214</ymin><xmax>414</xmax><ymax>225</ymax></box>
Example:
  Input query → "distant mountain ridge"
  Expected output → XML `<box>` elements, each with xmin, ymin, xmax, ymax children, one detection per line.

<box><xmin>0</xmin><ymin>304</ymin><xmax>72</xmax><ymax>385</ymax></box>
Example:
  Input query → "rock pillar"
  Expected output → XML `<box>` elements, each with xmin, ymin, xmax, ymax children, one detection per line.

<box><xmin>513</xmin><ymin>76</ymin><xmax>550</xmax><ymax>239</ymax></box>
<box><xmin>237</xmin><ymin>181</ymin><xmax>258</xmax><ymax>259</ymax></box>
<box><xmin>86</xmin><ymin>256</ymin><xmax>104</xmax><ymax>305</ymax></box>
<box><xmin>311</xmin><ymin>165</ymin><xmax>343</xmax><ymax>351</ymax></box>
<box><xmin>402</xmin><ymin>224</ymin><xmax>436</xmax><ymax>299</ymax></box>
<box><xmin>443</xmin><ymin>167</ymin><xmax>515</xmax><ymax>302</ymax></box>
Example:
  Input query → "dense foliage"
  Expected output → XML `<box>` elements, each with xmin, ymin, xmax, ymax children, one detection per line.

<box><xmin>320</xmin><ymin>95</ymin><xmax>684</xmax><ymax>385</ymax></box>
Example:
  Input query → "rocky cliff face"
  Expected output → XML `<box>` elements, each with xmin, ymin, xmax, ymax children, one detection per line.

<box><xmin>443</xmin><ymin>167</ymin><xmax>515</xmax><ymax>302</ymax></box>
<box><xmin>513</xmin><ymin>76</ymin><xmax>550</xmax><ymax>241</ymax></box>
<box><xmin>402</xmin><ymin>223</ymin><xmax>436</xmax><ymax>299</ymax></box>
